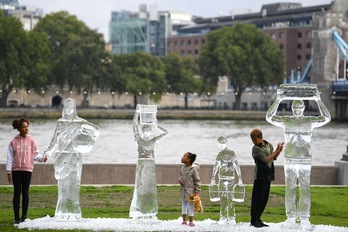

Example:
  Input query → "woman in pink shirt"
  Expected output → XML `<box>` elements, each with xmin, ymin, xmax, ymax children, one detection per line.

<box><xmin>6</xmin><ymin>118</ymin><xmax>47</xmax><ymax>225</ymax></box>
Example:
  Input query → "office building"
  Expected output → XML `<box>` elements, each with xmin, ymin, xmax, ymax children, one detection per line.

<box><xmin>0</xmin><ymin>0</ymin><xmax>43</xmax><ymax>30</ymax></box>
<box><xmin>109</xmin><ymin>4</ymin><xmax>194</xmax><ymax>57</ymax></box>
<box><xmin>168</xmin><ymin>2</ymin><xmax>334</xmax><ymax>83</ymax></box>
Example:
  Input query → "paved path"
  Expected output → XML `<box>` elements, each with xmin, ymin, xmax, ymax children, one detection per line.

<box><xmin>0</xmin><ymin>108</ymin><xmax>267</xmax><ymax>120</ymax></box>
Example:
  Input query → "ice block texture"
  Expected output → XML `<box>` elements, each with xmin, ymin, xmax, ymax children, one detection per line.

<box><xmin>43</xmin><ymin>98</ymin><xmax>100</xmax><ymax>220</ymax></box>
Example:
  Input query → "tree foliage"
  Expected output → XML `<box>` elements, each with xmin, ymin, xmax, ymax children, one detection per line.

<box><xmin>24</xmin><ymin>30</ymin><xmax>51</xmax><ymax>92</ymax></box>
<box><xmin>114</xmin><ymin>52</ymin><xmax>166</xmax><ymax>107</ymax></box>
<box><xmin>0</xmin><ymin>12</ymin><xmax>50</xmax><ymax>107</ymax></box>
<box><xmin>34</xmin><ymin>11</ymin><xmax>109</xmax><ymax>107</ymax></box>
<box><xmin>103</xmin><ymin>55</ymin><xmax>125</xmax><ymax>95</ymax></box>
<box><xmin>163</xmin><ymin>52</ymin><xmax>202</xmax><ymax>108</ymax></box>
<box><xmin>198</xmin><ymin>23</ymin><xmax>284</xmax><ymax>110</ymax></box>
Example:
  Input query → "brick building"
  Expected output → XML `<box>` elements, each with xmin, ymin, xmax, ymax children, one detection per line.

<box><xmin>168</xmin><ymin>2</ymin><xmax>332</xmax><ymax>84</ymax></box>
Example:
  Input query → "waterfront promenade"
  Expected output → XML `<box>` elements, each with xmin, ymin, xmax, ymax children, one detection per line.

<box><xmin>0</xmin><ymin>107</ymin><xmax>267</xmax><ymax>120</ymax></box>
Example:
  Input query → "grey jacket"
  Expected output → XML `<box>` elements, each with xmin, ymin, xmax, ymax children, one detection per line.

<box><xmin>179</xmin><ymin>163</ymin><xmax>201</xmax><ymax>201</ymax></box>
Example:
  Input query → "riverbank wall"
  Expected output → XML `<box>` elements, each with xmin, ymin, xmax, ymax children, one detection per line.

<box><xmin>2</xmin><ymin>107</ymin><xmax>346</xmax><ymax>121</ymax></box>
<box><xmin>0</xmin><ymin>164</ymin><xmax>342</xmax><ymax>186</ymax></box>
<box><xmin>0</xmin><ymin>108</ymin><xmax>272</xmax><ymax>120</ymax></box>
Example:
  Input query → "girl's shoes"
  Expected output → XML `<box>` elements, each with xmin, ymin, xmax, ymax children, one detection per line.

<box><xmin>181</xmin><ymin>221</ymin><xmax>195</xmax><ymax>227</ymax></box>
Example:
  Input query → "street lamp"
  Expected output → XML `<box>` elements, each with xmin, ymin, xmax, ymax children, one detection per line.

<box><xmin>111</xmin><ymin>91</ymin><xmax>115</xmax><ymax>108</ymax></box>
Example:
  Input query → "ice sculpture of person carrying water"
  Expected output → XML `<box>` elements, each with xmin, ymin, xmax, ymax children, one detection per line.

<box><xmin>266</xmin><ymin>84</ymin><xmax>331</xmax><ymax>230</ymax></box>
<box><xmin>210</xmin><ymin>136</ymin><xmax>244</xmax><ymax>225</ymax></box>
<box><xmin>43</xmin><ymin>98</ymin><xmax>100</xmax><ymax>220</ymax></box>
<box><xmin>129</xmin><ymin>104</ymin><xmax>168</xmax><ymax>220</ymax></box>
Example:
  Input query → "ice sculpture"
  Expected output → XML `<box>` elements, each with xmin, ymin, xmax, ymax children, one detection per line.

<box><xmin>209</xmin><ymin>136</ymin><xmax>244</xmax><ymax>225</ymax></box>
<box><xmin>129</xmin><ymin>104</ymin><xmax>168</xmax><ymax>219</ymax></box>
<box><xmin>266</xmin><ymin>84</ymin><xmax>331</xmax><ymax>230</ymax></box>
<box><xmin>43</xmin><ymin>98</ymin><xmax>100</xmax><ymax>220</ymax></box>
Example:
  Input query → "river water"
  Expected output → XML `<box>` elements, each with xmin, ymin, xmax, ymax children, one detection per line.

<box><xmin>1</xmin><ymin>119</ymin><xmax>347</xmax><ymax>166</ymax></box>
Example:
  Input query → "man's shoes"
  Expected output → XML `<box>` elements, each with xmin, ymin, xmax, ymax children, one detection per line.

<box><xmin>260</xmin><ymin>221</ymin><xmax>269</xmax><ymax>227</ymax></box>
<box><xmin>21</xmin><ymin>216</ymin><xmax>27</xmax><ymax>222</ymax></box>
<box><xmin>250</xmin><ymin>220</ymin><xmax>264</xmax><ymax>228</ymax></box>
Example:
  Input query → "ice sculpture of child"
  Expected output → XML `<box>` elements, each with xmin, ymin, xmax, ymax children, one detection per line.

<box><xmin>210</xmin><ymin>136</ymin><xmax>244</xmax><ymax>225</ymax></box>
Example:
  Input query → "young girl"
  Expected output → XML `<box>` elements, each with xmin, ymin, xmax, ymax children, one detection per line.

<box><xmin>6</xmin><ymin>118</ymin><xmax>47</xmax><ymax>225</ymax></box>
<box><xmin>178</xmin><ymin>152</ymin><xmax>201</xmax><ymax>227</ymax></box>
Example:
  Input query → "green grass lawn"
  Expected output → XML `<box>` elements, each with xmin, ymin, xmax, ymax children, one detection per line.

<box><xmin>0</xmin><ymin>185</ymin><xmax>347</xmax><ymax>232</ymax></box>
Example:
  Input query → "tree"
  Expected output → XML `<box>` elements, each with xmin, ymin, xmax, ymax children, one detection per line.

<box><xmin>24</xmin><ymin>30</ymin><xmax>51</xmax><ymax>94</ymax></box>
<box><xmin>0</xmin><ymin>12</ymin><xmax>50</xmax><ymax>107</ymax></box>
<box><xmin>198</xmin><ymin>24</ymin><xmax>284</xmax><ymax>110</ymax></box>
<box><xmin>115</xmin><ymin>52</ymin><xmax>166</xmax><ymax>107</ymax></box>
<box><xmin>102</xmin><ymin>54</ymin><xmax>126</xmax><ymax>108</ymax></box>
<box><xmin>163</xmin><ymin>52</ymin><xmax>202</xmax><ymax>109</ymax></box>
<box><xmin>34</xmin><ymin>11</ymin><xmax>109</xmax><ymax>107</ymax></box>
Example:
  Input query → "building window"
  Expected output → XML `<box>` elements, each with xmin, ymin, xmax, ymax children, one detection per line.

<box><xmin>306</xmin><ymin>54</ymin><xmax>311</xmax><ymax>60</ymax></box>
<box><xmin>279</xmin><ymin>44</ymin><xmax>284</xmax><ymax>49</ymax></box>
<box><xmin>306</xmin><ymin>43</ymin><xmax>311</xmax><ymax>49</ymax></box>
<box><xmin>195</xmin><ymin>49</ymin><xmax>199</xmax><ymax>54</ymax></box>
<box><xmin>306</xmin><ymin>31</ymin><xmax>312</xmax><ymax>38</ymax></box>
<box><xmin>181</xmin><ymin>40</ymin><xmax>185</xmax><ymax>46</ymax></box>
<box><xmin>174</xmin><ymin>41</ymin><xmax>177</xmax><ymax>46</ymax></box>
<box><xmin>297</xmin><ymin>54</ymin><xmax>302</xmax><ymax>60</ymax></box>
<box><xmin>201</xmin><ymin>39</ymin><xmax>206</xmax><ymax>44</ymax></box>
<box><xmin>297</xmin><ymin>43</ymin><xmax>302</xmax><ymax>49</ymax></box>
<box><xmin>188</xmin><ymin>40</ymin><xmax>191</xmax><ymax>45</ymax></box>
<box><xmin>271</xmin><ymin>33</ymin><xmax>276</xmax><ymax>40</ymax></box>
<box><xmin>279</xmin><ymin>32</ymin><xmax>284</xmax><ymax>39</ymax></box>
<box><xmin>195</xmin><ymin>39</ymin><xmax>198</xmax><ymax>45</ymax></box>
<box><xmin>181</xmin><ymin>50</ymin><xmax>185</xmax><ymax>55</ymax></box>
<box><xmin>297</xmin><ymin>32</ymin><xmax>302</xmax><ymax>38</ymax></box>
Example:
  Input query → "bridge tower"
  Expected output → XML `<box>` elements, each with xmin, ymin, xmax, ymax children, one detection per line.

<box><xmin>312</xmin><ymin>0</ymin><xmax>348</xmax><ymax>120</ymax></box>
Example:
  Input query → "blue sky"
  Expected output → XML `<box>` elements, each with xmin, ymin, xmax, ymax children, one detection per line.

<box><xmin>20</xmin><ymin>0</ymin><xmax>332</xmax><ymax>40</ymax></box>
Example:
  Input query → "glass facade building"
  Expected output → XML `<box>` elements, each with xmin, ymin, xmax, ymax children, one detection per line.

<box><xmin>109</xmin><ymin>4</ymin><xmax>193</xmax><ymax>57</ymax></box>
<box><xmin>109</xmin><ymin>11</ymin><xmax>148</xmax><ymax>54</ymax></box>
